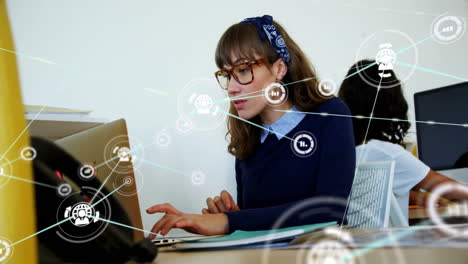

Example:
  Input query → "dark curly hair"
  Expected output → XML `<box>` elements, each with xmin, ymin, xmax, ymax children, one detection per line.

<box><xmin>338</xmin><ymin>59</ymin><xmax>410</xmax><ymax>146</ymax></box>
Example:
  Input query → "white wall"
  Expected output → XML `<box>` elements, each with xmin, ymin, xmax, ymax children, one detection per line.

<box><xmin>6</xmin><ymin>0</ymin><xmax>468</xmax><ymax>234</ymax></box>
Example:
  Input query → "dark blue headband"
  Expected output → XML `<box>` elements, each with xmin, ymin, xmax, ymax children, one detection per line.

<box><xmin>241</xmin><ymin>15</ymin><xmax>291</xmax><ymax>65</ymax></box>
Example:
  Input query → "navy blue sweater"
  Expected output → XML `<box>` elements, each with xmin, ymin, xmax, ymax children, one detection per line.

<box><xmin>224</xmin><ymin>97</ymin><xmax>356</xmax><ymax>231</ymax></box>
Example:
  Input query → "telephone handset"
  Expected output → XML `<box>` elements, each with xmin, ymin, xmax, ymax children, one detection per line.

<box><xmin>31</xmin><ymin>137</ymin><xmax>157</xmax><ymax>263</ymax></box>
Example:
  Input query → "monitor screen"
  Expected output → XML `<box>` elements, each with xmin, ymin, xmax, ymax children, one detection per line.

<box><xmin>414</xmin><ymin>82</ymin><xmax>468</xmax><ymax>171</ymax></box>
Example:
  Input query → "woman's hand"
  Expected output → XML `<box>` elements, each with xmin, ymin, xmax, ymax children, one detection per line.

<box><xmin>202</xmin><ymin>190</ymin><xmax>240</xmax><ymax>214</ymax></box>
<box><xmin>146</xmin><ymin>203</ymin><xmax>229</xmax><ymax>239</ymax></box>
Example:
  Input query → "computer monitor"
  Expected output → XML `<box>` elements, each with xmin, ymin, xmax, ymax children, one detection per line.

<box><xmin>414</xmin><ymin>82</ymin><xmax>468</xmax><ymax>182</ymax></box>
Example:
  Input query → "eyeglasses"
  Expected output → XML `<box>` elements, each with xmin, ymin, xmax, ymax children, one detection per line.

<box><xmin>214</xmin><ymin>59</ymin><xmax>265</xmax><ymax>90</ymax></box>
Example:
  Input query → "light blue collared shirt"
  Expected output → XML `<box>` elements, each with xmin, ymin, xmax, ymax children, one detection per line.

<box><xmin>260</xmin><ymin>106</ymin><xmax>306</xmax><ymax>143</ymax></box>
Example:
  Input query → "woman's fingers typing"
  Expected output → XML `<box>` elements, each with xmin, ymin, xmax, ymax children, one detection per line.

<box><xmin>160</xmin><ymin>215</ymin><xmax>185</xmax><ymax>236</ymax></box>
<box><xmin>220</xmin><ymin>191</ymin><xmax>232</xmax><ymax>210</ymax></box>
<box><xmin>204</xmin><ymin>190</ymin><xmax>240</xmax><ymax>214</ymax></box>
<box><xmin>214</xmin><ymin>196</ymin><xmax>227</xmax><ymax>212</ymax></box>
<box><xmin>221</xmin><ymin>190</ymin><xmax>240</xmax><ymax>210</ymax></box>
<box><xmin>206</xmin><ymin>197</ymin><xmax>220</xmax><ymax>213</ymax></box>
<box><xmin>149</xmin><ymin>214</ymin><xmax>171</xmax><ymax>239</ymax></box>
<box><xmin>146</xmin><ymin>203</ymin><xmax>182</xmax><ymax>215</ymax></box>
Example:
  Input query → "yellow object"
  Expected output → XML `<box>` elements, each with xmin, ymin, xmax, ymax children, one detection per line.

<box><xmin>412</xmin><ymin>144</ymin><xmax>418</xmax><ymax>157</ymax></box>
<box><xmin>0</xmin><ymin>0</ymin><xmax>38</xmax><ymax>263</ymax></box>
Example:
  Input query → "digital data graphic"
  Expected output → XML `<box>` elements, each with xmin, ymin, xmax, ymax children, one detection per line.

<box><xmin>0</xmin><ymin>8</ymin><xmax>467</xmax><ymax>264</ymax></box>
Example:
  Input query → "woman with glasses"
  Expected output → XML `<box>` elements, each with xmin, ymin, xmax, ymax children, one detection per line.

<box><xmin>146</xmin><ymin>15</ymin><xmax>356</xmax><ymax>237</ymax></box>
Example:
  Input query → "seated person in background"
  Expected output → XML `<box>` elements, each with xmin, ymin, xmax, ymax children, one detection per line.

<box><xmin>337</xmin><ymin>59</ymin><xmax>468</xmax><ymax>217</ymax></box>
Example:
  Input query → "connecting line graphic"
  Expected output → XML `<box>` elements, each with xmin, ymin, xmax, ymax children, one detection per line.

<box><xmin>0</xmin><ymin>173</ymin><xmax>58</xmax><ymax>190</ymax></box>
<box><xmin>91</xmin><ymin>216</ymin><xmax>159</xmax><ymax>237</ymax></box>
<box><xmin>395</xmin><ymin>34</ymin><xmax>435</xmax><ymax>55</ymax></box>
<box><xmin>213</xmin><ymin>77</ymin><xmax>319</xmax><ymax>105</ymax></box>
<box><xmin>136</xmin><ymin>157</ymin><xmax>189</xmax><ymax>177</ymax></box>
<box><xmin>426</xmin><ymin>230</ymin><xmax>468</xmax><ymax>245</ymax></box>
<box><xmin>219</xmin><ymin>110</ymin><xmax>295</xmax><ymax>141</ymax></box>
<box><xmin>342</xmin><ymin>31</ymin><xmax>435</xmax><ymax>81</ymax></box>
<box><xmin>356</xmin><ymin>73</ymin><xmax>383</xmax><ymax>164</ymax></box>
<box><xmin>343</xmin><ymin>4</ymin><xmax>444</xmax><ymax>18</ymax></box>
<box><xmin>274</xmin><ymin>110</ymin><xmax>468</xmax><ymax>128</ymax></box>
<box><xmin>340</xmin><ymin>74</ymin><xmax>384</xmax><ymax>228</ymax></box>
<box><xmin>94</xmin><ymin>140</ymin><xmax>155</xmax><ymax>171</ymax></box>
<box><xmin>0</xmin><ymin>157</ymin><xmax>21</xmax><ymax>169</ymax></box>
<box><xmin>0</xmin><ymin>47</ymin><xmax>168</xmax><ymax>97</ymax></box>
<box><xmin>144</xmin><ymin>88</ymin><xmax>169</xmax><ymax>96</ymax></box>
<box><xmin>343</xmin><ymin>224</ymin><xmax>430</xmax><ymax>261</ymax></box>
<box><xmin>0</xmin><ymin>106</ymin><xmax>46</xmax><ymax>162</ymax></box>
<box><xmin>397</xmin><ymin>61</ymin><xmax>468</xmax><ymax>82</ymax></box>
<box><xmin>0</xmin><ymin>45</ymin><xmax>168</xmax><ymax>163</ymax></box>
<box><xmin>90</xmin><ymin>182</ymin><xmax>127</xmax><ymax>209</ymax></box>
<box><xmin>89</xmin><ymin>161</ymin><xmax>121</xmax><ymax>204</ymax></box>
<box><xmin>0</xmin><ymin>217</ymin><xmax>71</xmax><ymax>251</ymax></box>
<box><xmin>0</xmin><ymin>182</ymin><xmax>126</xmax><ymax>251</ymax></box>
<box><xmin>214</xmin><ymin>93</ymin><xmax>264</xmax><ymax>104</ymax></box>
<box><xmin>213</xmin><ymin>89</ymin><xmax>264</xmax><ymax>104</ymax></box>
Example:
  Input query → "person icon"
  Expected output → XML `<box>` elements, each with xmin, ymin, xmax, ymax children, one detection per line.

<box><xmin>75</xmin><ymin>209</ymin><xmax>91</xmax><ymax>226</ymax></box>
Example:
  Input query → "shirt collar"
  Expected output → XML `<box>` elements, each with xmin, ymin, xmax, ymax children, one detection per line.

<box><xmin>260</xmin><ymin>106</ymin><xmax>306</xmax><ymax>143</ymax></box>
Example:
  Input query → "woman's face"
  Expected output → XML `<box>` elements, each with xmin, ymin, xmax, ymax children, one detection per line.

<box><xmin>226</xmin><ymin>54</ymin><xmax>277</xmax><ymax>120</ymax></box>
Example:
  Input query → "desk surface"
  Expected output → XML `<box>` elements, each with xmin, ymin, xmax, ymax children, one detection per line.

<box><xmin>153</xmin><ymin>225</ymin><xmax>468</xmax><ymax>263</ymax></box>
<box><xmin>154</xmin><ymin>247</ymin><xmax>468</xmax><ymax>264</ymax></box>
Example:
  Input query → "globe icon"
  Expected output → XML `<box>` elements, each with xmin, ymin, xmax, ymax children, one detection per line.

<box><xmin>71</xmin><ymin>203</ymin><xmax>93</xmax><ymax>227</ymax></box>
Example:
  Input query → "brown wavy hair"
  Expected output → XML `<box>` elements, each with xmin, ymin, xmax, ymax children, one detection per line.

<box><xmin>215</xmin><ymin>20</ymin><xmax>326</xmax><ymax>160</ymax></box>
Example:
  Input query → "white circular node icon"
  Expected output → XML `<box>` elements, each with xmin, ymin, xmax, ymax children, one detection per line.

<box><xmin>123</xmin><ymin>176</ymin><xmax>133</xmax><ymax>186</ymax></box>
<box><xmin>0</xmin><ymin>239</ymin><xmax>12</xmax><ymax>263</ymax></box>
<box><xmin>428</xmin><ymin>182</ymin><xmax>468</xmax><ymax>237</ymax></box>
<box><xmin>175</xmin><ymin>115</ymin><xmax>194</xmax><ymax>135</ymax></box>
<box><xmin>156</xmin><ymin>131</ymin><xmax>171</xmax><ymax>148</ymax></box>
<box><xmin>191</xmin><ymin>170</ymin><xmax>205</xmax><ymax>186</ymax></box>
<box><xmin>432</xmin><ymin>15</ymin><xmax>465</xmax><ymax>44</ymax></box>
<box><xmin>79</xmin><ymin>164</ymin><xmax>95</xmax><ymax>180</ymax></box>
<box><xmin>20</xmin><ymin>146</ymin><xmax>37</xmax><ymax>161</ymax></box>
<box><xmin>318</xmin><ymin>79</ymin><xmax>337</xmax><ymax>97</ymax></box>
<box><xmin>57</xmin><ymin>183</ymin><xmax>72</xmax><ymax>197</ymax></box>
<box><xmin>65</xmin><ymin>202</ymin><xmax>100</xmax><ymax>227</ymax></box>
<box><xmin>117</xmin><ymin>147</ymin><xmax>132</xmax><ymax>163</ymax></box>
<box><xmin>264</xmin><ymin>82</ymin><xmax>287</xmax><ymax>105</ymax></box>
<box><xmin>306</xmin><ymin>240</ymin><xmax>354</xmax><ymax>264</ymax></box>
<box><xmin>291</xmin><ymin>132</ymin><xmax>317</xmax><ymax>158</ymax></box>
<box><xmin>193</xmin><ymin>94</ymin><xmax>214</xmax><ymax>115</ymax></box>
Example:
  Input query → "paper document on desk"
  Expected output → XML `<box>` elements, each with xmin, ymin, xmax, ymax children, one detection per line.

<box><xmin>174</xmin><ymin>221</ymin><xmax>336</xmax><ymax>250</ymax></box>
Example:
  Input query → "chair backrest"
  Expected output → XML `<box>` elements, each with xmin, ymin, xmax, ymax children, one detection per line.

<box><xmin>346</xmin><ymin>160</ymin><xmax>407</xmax><ymax>229</ymax></box>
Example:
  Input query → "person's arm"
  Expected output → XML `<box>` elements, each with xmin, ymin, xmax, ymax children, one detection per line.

<box><xmin>225</xmin><ymin>101</ymin><xmax>356</xmax><ymax>232</ymax></box>
<box><xmin>409</xmin><ymin>189</ymin><xmax>449</xmax><ymax>207</ymax></box>
<box><xmin>414</xmin><ymin>169</ymin><xmax>468</xmax><ymax>202</ymax></box>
